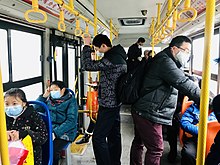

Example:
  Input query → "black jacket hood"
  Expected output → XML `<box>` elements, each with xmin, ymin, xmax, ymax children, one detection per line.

<box><xmin>104</xmin><ymin>44</ymin><xmax>127</xmax><ymax>65</ymax></box>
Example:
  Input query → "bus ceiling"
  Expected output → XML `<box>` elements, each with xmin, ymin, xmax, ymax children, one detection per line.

<box><xmin>1</xmin><ymin>0</ymin><xmax>220</xmax><ymax>47</ymax></box>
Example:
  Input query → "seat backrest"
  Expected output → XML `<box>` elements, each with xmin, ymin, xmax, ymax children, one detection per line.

<box><xmin>179</xmin><ymin>96</ymin><xmax>194</xmax><ymax>146</ymax></box>
<box><xmin>29</xmin><ymin>100</ymin><xmax>53</xmax><ymax>165</ymax></box>
<box><xmin>206</xmin><ymin>121</ymin><xmax>220</xmax><ymax>157</ymax></box>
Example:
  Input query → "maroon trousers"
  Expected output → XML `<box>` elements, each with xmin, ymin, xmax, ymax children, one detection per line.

<box><xmin>130</xmin><ymin>111</ymin><xmax>164</xmax><ymax>165</ymax></box>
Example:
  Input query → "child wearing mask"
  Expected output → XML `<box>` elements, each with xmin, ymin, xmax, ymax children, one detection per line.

<box><xmin>36</xmin><ymin>80</ymin><xmax>78</xmax><ymax>165</ymax></box>
<box><xmin>5</xmin><ymin>88</ymin><xmax>47</xmax><ymax>165</ymax></box>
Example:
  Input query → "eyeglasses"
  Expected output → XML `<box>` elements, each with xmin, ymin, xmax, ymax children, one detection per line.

<box><xmin>176</xmin><ymin>46</ymin><xmax>190</xmax><ymax>54</ymax></box>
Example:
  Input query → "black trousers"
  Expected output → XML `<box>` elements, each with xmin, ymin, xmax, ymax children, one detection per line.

<box><xmin>87</xmin><ymin>119</ymin><xmax>95</xmax><ymax>133</ymax></box>
<box><xmin>181</xmin><ymin>137</ymin><xmax>197</xmax><ymax>165</ymax></box>
<box><xmin>53</xmin><ymin>139</ymin><xmax>69</xmax><ymax>165</ymax></box>
<box><xmin>92</xmin><ymin>106</ymin><xmax>122</xmax><ymax>165</ymax></box>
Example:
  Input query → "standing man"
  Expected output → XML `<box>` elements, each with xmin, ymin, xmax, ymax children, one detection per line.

<box><xmin>81</xmin><ymin>34</ymin><xmax>127</xmax><ymax>165</ymax></box>
<box><xmin>127</xmin><ymin>37</ymin><xmax>145</xmax><ymax>71</ymax></box>
<box><xmin>130</xmin><ymin>36</ymin><xmax>200</xmax><ymax>165</ymax></box>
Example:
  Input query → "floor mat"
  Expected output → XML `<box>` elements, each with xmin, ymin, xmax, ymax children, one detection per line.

<box><xmin>70</xmin><ymin>134</ymin><xmax>91</xmax><ymax>155</ymax></box>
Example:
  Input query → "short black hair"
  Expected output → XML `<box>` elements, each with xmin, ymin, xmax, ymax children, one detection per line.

<box><xmin>4</xmin><ymin>88</ymin><xmax>27</xmax><ymax>103</ymax></box>
<box><xmin>92</xmin><ymin>34</ymin><xmax>112</xmax><ymax>48</ymax></box>
<box><xmin>51</xmin><ymin>80</ymin><xmax>66</xmax><ymax>89</ymax></box>
<box><xmin>169</xmin><ymin>35</ymin><xmax>192</xmax><ymax>48</ymax></box>
<box><xmin>137</xmin><ymin>37</ymin><xmax>145</xmax><ymax>43</ymax></box>
<box><xmin>212</xmin><ymin>94</ymin><xmax>220</xmax><ymax>122</ymax></box>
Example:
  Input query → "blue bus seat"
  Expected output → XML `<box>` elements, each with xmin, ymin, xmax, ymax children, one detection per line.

<box><xmin>29</xmin><ymin>100</ymin><xmax>53</xmax><ymax>165</ymax></box>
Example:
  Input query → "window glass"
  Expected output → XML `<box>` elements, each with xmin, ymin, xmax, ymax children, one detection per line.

<box><xmin>56</xmin><ymin>47</ymin><xmax>63</xmax><ymax>81</ymax></box>
<box><xmin>210</xmin><ymin>80</ymin><xmax>218</xmax><ymax>96</ymax></box>
<box><xmin>0</xmin><ymin>29</ymin><xmax>9</xmax><ymax>83</ymax></box>
<box><xmin>192</xmin><ymin>37</ymin><xmax>204</xmax><ymax>71</ymax></box>
<box><xmin>11</xmin><ymin>30</ymin><xmax>41</xmax><ymax>81</ymax></box>
<box><xmin>68</xmin><ymin>47</ymin><xmax>75</xmax><ymax>89</ymax></box>
<box><xmin>21</xmin><ymin>82</ymin><xmax>42</xmax><ymax>100</ymax></box>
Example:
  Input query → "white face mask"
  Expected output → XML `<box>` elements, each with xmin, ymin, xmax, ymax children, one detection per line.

<box><xmin>96</xmin><ymin>51</ymin><xmax>104</xmax><ymax>57</ymax></box>
<box><xmin>176</xmin><ymin>51</ymin><xmax>190</xmax><ymax>67</ymax></box>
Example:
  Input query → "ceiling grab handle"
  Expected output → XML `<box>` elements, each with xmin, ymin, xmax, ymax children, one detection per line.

<box><xmin>155</xmin><ymin>3</ymin><xmax>162</xmax><ymax>41</ymax></box>
<box><xmin>58</xmin><ymin>5</ymin><xmax>66</xmax><ymax>32</ymax></box>
<box><xmin>177</xmin><ymin>0</ymin><xmax>197</xmax><ymax>22</ymax></box>
<box><xmin>81</xmin><ymin>22</ymin><xmax>91</xmax><ymax>38</ymax></box>
<box><xmin>165</xmin><ymin>0</ymin><xmax>174</xmax><ymax>35</ymax></box>
<box><xmin>74</xmin><ymin>17</ymin><xmax>83</xmax><ymax>36</ymax></box>
<box><xmin>24</xmin><ymin>0</ymin><xmax>47</xmax><ymax>23</ymax></box>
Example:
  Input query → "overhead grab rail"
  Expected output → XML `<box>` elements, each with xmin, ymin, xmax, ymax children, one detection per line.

<box><xmin>74</xmin><ymin>17</ymin><xmax>83</xmax><ymax>36</ymax></box>
<box><xmin>177</xmin><ymin>0</ymin><xmax>197</xmax><ymax>22</ymax></box>
<box><xmin>81</xmin><ymin>22</ymin><xmax>91</xmax><ymax>38</ymax></box>
<box><xmin>151</xmin><ymin>0</ymin><xmax>184</xmax><ymax>37</ymax></box>
<box><xmin>165</xmin><ymin>0</ymin><xmax>174</xmax><ymax>35</ymax></box>
<box><xmin>58</xmin><ymin>4</ymin><xmax>66</xmax><ymax>32</ymax></box>
<box><xmin>24</xmin><ymin>0</ymin><xmax>47</xmax><ymax>23</ymax></box>
<box><xmin>54</xmin><ymin>0</ymin><xmax>118</xmax><ymax>37</ymax></box>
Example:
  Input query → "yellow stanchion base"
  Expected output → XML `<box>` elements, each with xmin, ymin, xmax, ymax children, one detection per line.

<box><xmin>70</xmin><ymin>135</ymin><xmax>91</xmax><ymax>155</ymax></box>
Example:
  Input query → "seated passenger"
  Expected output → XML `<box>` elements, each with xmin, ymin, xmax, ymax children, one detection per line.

<box><xmin>206</xmin><ymin>94</ymin><xmax>220</xmax><ymax>165</ymax></box>
<box><xmin>5</xmin><ymin>88</ymin><xmax>47</xmax><ymax>165</ymax></box>
<box><xmin>36</xmin><ymin>80</ymin><xmax>78</xmax><ymax>165</ymax></box>
<box><xmin>180</xmin><ymin>103</ymin><xmax>217</xmax><ymax>165</ymax></box>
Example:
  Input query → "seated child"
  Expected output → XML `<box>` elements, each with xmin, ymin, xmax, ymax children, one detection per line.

<box><xmin>36</xmin><ymin>80</ymin><xmax>78</xmax><ymax>165</ymax></box>
<box><xmin>5</xmin><ymin>88</ymin><xmax>48</xmax><ymax>165</ymax></box>
<box><xmin>180</xmin><ymin>103</ymin><xmax>217</xmax><ymax>165</ymax></box>
<box><xmin>205</xmin><ymin>94</ymin><xmax>220</xmax><ymax>165</ymax></box>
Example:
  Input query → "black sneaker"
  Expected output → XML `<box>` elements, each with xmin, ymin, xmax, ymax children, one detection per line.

<box><xmin>75</xmin><ymin>134</ymin><xmax>91</xmax><ymax>144</ymax></box>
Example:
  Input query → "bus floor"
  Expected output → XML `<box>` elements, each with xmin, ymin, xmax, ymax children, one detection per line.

<box><xmin>61</xmin><ymin>105</ymin><xmax>181</xmax><ymax>165</ymax></box>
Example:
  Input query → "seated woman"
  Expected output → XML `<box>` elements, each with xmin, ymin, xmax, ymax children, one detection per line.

<box><xmin>206</xmin><ymin>94</ymin><xmax>220</xmax><ymax>165</ymax></box>
<box><xmin>5</xmin><ymin>88</ymin><xmax>47</xmax><ymax>165</ymax></box>
<box><xmin>36</xmin><ymin>80</ymin><xmax>78</xmax><ymax>165</ymax></box>
<box><xmin>180</xmin><ymin>103</ymin><xmax>217</xmax><ymax>165</ymax></box>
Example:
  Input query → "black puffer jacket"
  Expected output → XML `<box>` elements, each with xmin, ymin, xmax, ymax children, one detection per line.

<box><xmin>132</xmin><ymin>47</ymin><xmax>200</xmax><ymax>125</ymax></box>
<box><xmin>82</xmin><ymin>45</ymin><xmax>127</xmax><ymax>108</ymax></box>
<box><xmin>6</xmin><ymin>105</ymin><xmax>48</xmax><ymax>165</ymax></box>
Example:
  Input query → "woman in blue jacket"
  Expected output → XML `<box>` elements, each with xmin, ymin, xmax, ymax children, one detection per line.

<box><xmin>36</xmin><ymin>81</ymin><xmax>78</xmax><ymax>165</ymax></box>
<box><xmin>180</xmin><ymin>103</ymin><xmax>216</xmax><ymax>165</ymax></box>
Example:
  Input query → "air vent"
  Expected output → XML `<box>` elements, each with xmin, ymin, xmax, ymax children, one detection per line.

<box><xmin>118</xmin><ymin>18</ymin><xmax>145</xmax><ymax>26</ymax></box>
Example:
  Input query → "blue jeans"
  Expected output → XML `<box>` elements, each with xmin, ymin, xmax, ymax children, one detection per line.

<box><xmin>130</xmin><ymin>111</ymin><xmax>163</xmax><ymax>165</ymax></box>
<box><xmin>92</xmin><ymin>106</ymin><xmax>121</xmax><ymax>165</ymax></box>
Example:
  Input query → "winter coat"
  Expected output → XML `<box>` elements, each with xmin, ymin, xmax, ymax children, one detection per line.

<box><xmin>132</xmin><ymin>47</ymin><xmax>200</xmax><ymax>125</ymax></box>
<box><xmin>82</xmin><ymin>45</ymin><xmax>127</xmax><ymax>108</ymax></box>
<box><xmin>180</xmin><ymin>103</ymin><xmax>217</xmax><ymax>136</ymax></box>
<box><xmin>206</xmin><ymin>130</ymin><xmax>220</xmax><ymax>165</ymax></box>
<box><xmin>6</xmin><ymin>105</ymin><xmax>48</xmax><ymax>165</ymax></box>
<box><xmin>36</xmin><ymin>90</ymin><xmax>78</xmax><ymax>142</ymax></box>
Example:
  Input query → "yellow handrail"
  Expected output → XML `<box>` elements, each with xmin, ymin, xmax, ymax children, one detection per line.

<box><xmin>0</xmin><ymin>66</ymin><xmax>10</xmax><ymax>165</ymax></box>
<box><xmin>58</xmin><ymin>9</ymin><xmax>66</xmax><ymax>32</ymax></box>
<box><xmin>151</xmin><ymin>0</ymin><xmax>184</xmax><ymax>37</ymax></box>
<box><xmin>172</xmin><ymin>9</ymin><xmax>178</xmax><ymax>30</ymax></box>
<box><xmin>165</xmin><ymin>0</ymin><xmax>174</xmax><ymax>34</ymax></box>
<box><xmin>24</xmin><ymin>0</ymin><xmax>47</xmax><ymax>23</ymax></box>
<box><xmin>196</xmin><ymin>1</ymin><xmax>215</xmax><ymax>165</ymax></box>
<box><xmin>74</xmin><ymin>18</ymin><xmax>83</xmax><ymax>36</ymax></box>
<box><xmin>81</xmin><ymin>23</ymin><xmax>91</xmax><ymax>38</ymax></box>
<box><xmin>177</xmin><ymin>0</ymin><xmax>197</xmax><ymax>22</ymax></box>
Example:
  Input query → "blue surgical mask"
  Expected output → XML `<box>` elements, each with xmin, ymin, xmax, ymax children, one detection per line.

<box><xmin>50</xmin><ymin>90</ymin><xmax>61</xmax><ymax>99</ymax></box>
<box><xmin>5</xmin><ymin>105</ymin><xmax>23</xmax><ymax>118</ymax></box>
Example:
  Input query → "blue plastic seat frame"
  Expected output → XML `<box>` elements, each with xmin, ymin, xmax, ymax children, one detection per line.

<box><xmin>28</xmin><ymin>100</ymin><xmax>53</xmax><ymax>165</ymax></box>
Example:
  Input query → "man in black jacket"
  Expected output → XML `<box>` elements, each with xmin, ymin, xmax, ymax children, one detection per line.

<box><xmin>130</xmin><ymin>36</ymin><xmax>200</xmax><ymax>165</ymax></box>
<box><xmin>127</xmin><ymin>37</ymin><xmax>145</xmax><ymax>71</ymax></box>
<box><xmin>82</xmin><ymin>34</ymin><xmax>127</xmax><ymax>165</ymax></box>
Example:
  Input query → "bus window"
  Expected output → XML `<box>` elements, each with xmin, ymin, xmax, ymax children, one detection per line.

<box><xmin>0</xmin><ymin>29</ymin><xmax>9</xmax><ymax>83</ymax></box>
<box><xmin>68</xmin><ymin>46</ymin><xmax>76</xmax><ymax>89</ymax></box>
<box><xmin>52</xmin><ymin>46</ymin><xmax>63</xmax><ymax>81</ymax></box>
<box><xmin>11</xmin><ymin>30</ymin><xmax>41</xmax><ymax>81</ymax></box>
<box><xmin>21</xmin><ymin>82</ymin><xmax>42</xmax><ymax>100</ymax></box>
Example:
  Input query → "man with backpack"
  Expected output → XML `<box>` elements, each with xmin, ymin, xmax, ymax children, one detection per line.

<box><xmin>81</xmin><ymin>34</ymin><xmax>127</xmax><ymax>165</ymax></box>
<box><xmin>130</xmin><ymin>36</ymin><xmax>201</xmax><ymax>165</ymax></box>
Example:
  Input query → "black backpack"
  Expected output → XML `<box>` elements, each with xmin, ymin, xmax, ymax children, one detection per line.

<box><xmin>117</xmin><ymin>60</ymin><xmax>150</xmax><ymax>104</ymax></box>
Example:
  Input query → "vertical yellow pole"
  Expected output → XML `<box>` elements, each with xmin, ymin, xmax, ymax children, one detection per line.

<box><xmin>151</xmin><ymin>18</ymin><xmax>155</xmax><ymax>57</ymax></box>
<box><xmin>110</xmin><ymin>18</ymin><xmax>113</xmax><ymax>42</ymax></box>
<box><xmin>196</xmin><ymin>1</ymin><xmax>215</xmax><ymax>165</ymax></box>
<box><xmin>0</xmin><ymin>65</ymin><xmax>10</xmax><ymax>165</ymax></box>
<box><xmin>94</xmin><ymin>0</ymin><xmax>97</xmax><ymax>36</ymax></box>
